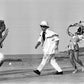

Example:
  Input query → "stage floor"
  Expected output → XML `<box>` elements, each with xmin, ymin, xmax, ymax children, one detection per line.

<box><xmin>0</xmin><ymin>54</ymin><xmax>84</xmax><ymax>84</ymax></box>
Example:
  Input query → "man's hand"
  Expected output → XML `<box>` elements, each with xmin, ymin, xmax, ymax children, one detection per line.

<box><xmin>35</xmin><ymin>45</ymin><xmax>38</xmax><ymax>49</ymax></box>
<box><xmin>35</xmin><ymin>42</ymin><xmax>41</xmax><ymax>49</ymax></box>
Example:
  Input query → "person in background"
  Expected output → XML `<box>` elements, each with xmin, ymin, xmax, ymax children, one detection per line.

<box><xmin>0</xmin><ymin>20</ymin><xmax>8</xmax><ymax>48</ymax></box>
<box><xmin>67</xmin><ymin>22</ymin><xmax>84</xmax><ymax>73</ymax></box>
<box><xmin>0</xmin><ymin>20</ymin><xmax>8</xmax><ymax>67</ymax></box>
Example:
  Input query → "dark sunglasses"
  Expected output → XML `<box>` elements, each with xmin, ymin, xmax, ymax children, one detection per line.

<box><xmin>40</xmin><ymin>25</ymin><xmax>49</xmax><ymax>28</ymax></box>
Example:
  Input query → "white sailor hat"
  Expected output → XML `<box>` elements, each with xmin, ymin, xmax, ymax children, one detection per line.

<box><xmin>40</xmin><ymin>21</ymin><xmax>49</xmax><ymax>28</ymax></box>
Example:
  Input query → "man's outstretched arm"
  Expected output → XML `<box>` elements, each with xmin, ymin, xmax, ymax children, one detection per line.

<box><xmin>35</xmin><ymin>41</ymin><xmax>41</xmax><ymax>49</ymax></box>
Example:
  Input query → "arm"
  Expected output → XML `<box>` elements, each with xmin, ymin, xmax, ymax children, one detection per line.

<box><xmin>70</xmin><ymin>23</ymin><xmax>80</xmax><ymax>27</ymax></box>
<box><xmin>0</xmin><ymin>28</ymin><xmax>8</xmax><ymax>48</ymax></box>
<box><xmin>67</xmin><ymin>26</ymin><xmax>74</xmax><ymax>37</ymax></box>
<box><xmin>0</xmin><ymin>28</ymin><xmax>8</xmax><ymax>43</ymax></box>
<box><xmin>0</xmin><ymin>23</ymin><xmax>6</xmax><ymax>32</ymax></box>
<box><xmin>35</xmin><ymin>41</ymin><xmax>41</xmax><ymax>49</ymax></box>
<box><xmin>35</xmin><ymin>32</ymin><xmax>42</xmax><ymax>49</ymax></box>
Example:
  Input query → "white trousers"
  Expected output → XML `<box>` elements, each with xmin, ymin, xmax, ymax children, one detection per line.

<box><xmin>37</xmin><ymin>53</ymin><xmax>62</xmax><ymax>72</ymax></box>
<box><xmin>37</xmin><ymin>39</ymin><xmax>62</xmax><ymax>72</ymax></box>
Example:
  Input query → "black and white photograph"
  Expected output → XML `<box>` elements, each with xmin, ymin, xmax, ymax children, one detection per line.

<box><xmin>0</xmin><ymin>0</ymin><xmax>84</xmax><ymax>84</ymax></box>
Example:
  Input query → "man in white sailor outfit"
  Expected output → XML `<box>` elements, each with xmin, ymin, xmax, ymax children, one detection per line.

<box><xmin>33</xmin><ymin>21</ymin><xmax>63</xmax><ymax>75</ymax></box>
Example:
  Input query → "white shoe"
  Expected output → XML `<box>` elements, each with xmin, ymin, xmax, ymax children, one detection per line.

<box><xmin>72</xmin><ymin>69</ymin><xmax>78</xmax><ymax>74</ymax></box>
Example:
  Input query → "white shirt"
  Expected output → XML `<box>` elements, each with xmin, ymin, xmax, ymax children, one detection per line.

<box><xmin>38</xmin><ymin>29</ymin><xmax>59</xmax><ymax>41</ymax></box>
<box><xmin>38</xmin><ymin>29</ymin><xmax>59</xmax><ymax>54</ymax></box>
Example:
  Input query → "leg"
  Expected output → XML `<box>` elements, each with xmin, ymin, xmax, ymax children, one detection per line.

<box><xmin>74</xmin><ymin>51</ymin><xmax>84</xmax><ymax>71</ymax></box>
<box><xmin>33</xmin><ymin>54</ymin><xmax>49</xmax><ymax>75</ymax></box>
<box><xmin>69</xmin><ymin>50</ymin><xmax>78</xmax><ymax>73</ymax></box>
<box><xmin>50</xmin><ymin>41</ymin><xmax>63</xmax><ymax>74</ymax></box>
<box><xmin>74</xmin><ymin>51</ymin><xmax>83</xmax><ymax>66</ymax></box>
<box><xmin>50</xmin><ymin>54</ymin><xmax>63</xmax><ymax>74</ymax></box>
<box><xmin>37</xmin><ymin>54</ymin><xmax>49</xmax><ymax>71</ymax></box>
<box><xmin>74</xmin><ymin>44</ymin><xmax>83</xmax><ymax>66</ymax></box>
<box><xmin>69</xmin><ymin>50</ymin><xmax>77</xmax><ymax>69</ymax></box>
